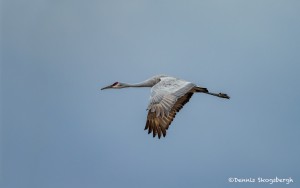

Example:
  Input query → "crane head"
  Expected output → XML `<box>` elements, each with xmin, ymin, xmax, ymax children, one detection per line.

<box><xmin>101</xmin><ymin>82</ymin><xmax>123</xmax><ymax>90</ymax></box>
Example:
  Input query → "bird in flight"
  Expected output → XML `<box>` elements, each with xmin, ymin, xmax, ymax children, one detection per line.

<box><xmin>101</xmin><ymin>74</ymin><xmax>229</xmax><ymax>139</ymax></box>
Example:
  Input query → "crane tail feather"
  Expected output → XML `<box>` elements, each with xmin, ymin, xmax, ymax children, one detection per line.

<box><xmin>194</xmin><ymin>86</ymin><xmax>208</xmax><ymax>93</ymax></box>
<box><xmin>160</xmin><ymin>123</ymin><xmax>167</xmax><ymax>137</ymax></box>
<box><xmin>148</xmin><ymin>120</ymin><xmax>153</xmax><ymax>134</ymax></box>
<box><xmin>154</xmin><ymin>119</ymin><xmax>162</xmax><ymax>139</ymax></box>
<box><xmin>157</xmin><ymin>125</ymin><xmax>162</xmax><ymax>139</ymax></box>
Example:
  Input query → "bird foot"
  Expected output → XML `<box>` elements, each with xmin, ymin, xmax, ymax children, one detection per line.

<box><xmin>218</xmin><ymin>93</ymin><xmax>230</xmax><ymax>99</ymax></box>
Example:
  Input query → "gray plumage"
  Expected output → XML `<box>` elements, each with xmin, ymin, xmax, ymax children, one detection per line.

<box><xmin>101</xmin><ymin>74</ymin><xmax>229</xmax><ymax>139</ymax></box>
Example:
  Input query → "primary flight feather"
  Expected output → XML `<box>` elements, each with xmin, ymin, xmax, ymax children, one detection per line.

<box><xmin>101</xmin><ymin>74</ymin><xmax>229</xmax><ymax>139</ymax></box>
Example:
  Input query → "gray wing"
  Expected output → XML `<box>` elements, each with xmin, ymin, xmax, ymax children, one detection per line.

<box><xmin>145</xmin><ymin>77</ymin><xmax>196</xmax><ymax>138</ymax></box>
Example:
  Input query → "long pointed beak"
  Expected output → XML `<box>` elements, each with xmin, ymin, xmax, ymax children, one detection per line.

<box><xmin>101</xmin><ymin>85</ymin><xmax>112</xmax><ymax>90</ymax></box>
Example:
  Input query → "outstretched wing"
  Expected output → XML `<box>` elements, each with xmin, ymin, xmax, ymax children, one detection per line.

<box><xmin>144</xmin><ymin>77</ymin><xmax>197</xmax><ymax>138</ymax></box>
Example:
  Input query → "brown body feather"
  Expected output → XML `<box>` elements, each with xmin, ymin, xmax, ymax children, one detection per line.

<box><xmin>145</xmin><ymin>87</ymin><xmax>207</xmax><ymax>138</ymax></box>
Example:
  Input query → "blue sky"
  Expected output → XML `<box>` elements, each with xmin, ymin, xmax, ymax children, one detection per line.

<box><xmin>1</xmin><ymin>0</ymin><xmax>300</xmax><ymax>187</ymax></box>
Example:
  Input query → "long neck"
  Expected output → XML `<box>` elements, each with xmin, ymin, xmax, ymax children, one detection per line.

<box><xmin>121</xmin><ymin>80</ymin><xmax>156</xmax><ymax>88</ymax></box>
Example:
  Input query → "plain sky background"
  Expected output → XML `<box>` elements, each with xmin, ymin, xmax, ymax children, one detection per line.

<box><xmin>1</xmin><ymin>0</ymin><xmax>300</xmax><ymax>188</ymax></box>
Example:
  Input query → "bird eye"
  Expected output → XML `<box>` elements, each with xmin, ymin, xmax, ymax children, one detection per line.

<box><xmin>112</xmin><ymin>82</ymin><xmax>118</xmax><ymax>86</ymax></box>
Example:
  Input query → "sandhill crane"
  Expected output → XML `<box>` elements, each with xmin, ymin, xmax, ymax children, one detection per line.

<box><xmin>101</xmin><ymin>74</ymin><xmax>229</xmax><ymax>139</ymax></box>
